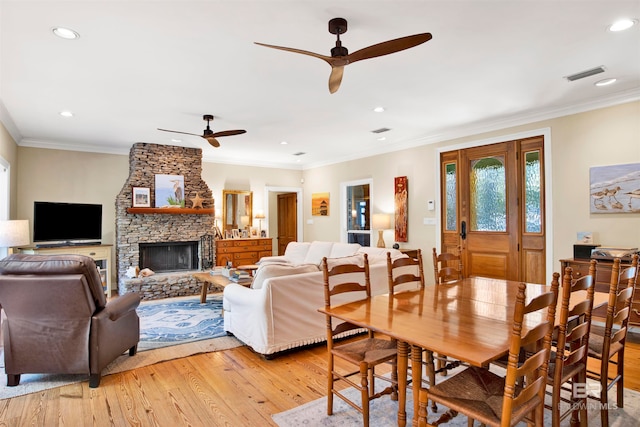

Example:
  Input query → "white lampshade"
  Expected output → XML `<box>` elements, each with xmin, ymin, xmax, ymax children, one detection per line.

<box><xmin>255</xmin><ymin>210</ymin><xmax>265</xmax><ymax>220</ymax></box>
<box><xmin>240</xmin><ymin>215</ymin><xmax>250</xmax><ymax>227</ymax></box>
<box><xmin>371</xmin><ymin>214</ymin><xmax>391</xmax><ymax>230</ymax></box>
<box><xmin>0</xmin><ymin>220</ymin><xmax>30</xmax><ymax>248</ymax></box>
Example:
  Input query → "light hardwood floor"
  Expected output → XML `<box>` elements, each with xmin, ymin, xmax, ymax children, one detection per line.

<box><xmin>1</xmin><ymin>332</ymin><xmax>640</xmax><ymax>427</ymax></box>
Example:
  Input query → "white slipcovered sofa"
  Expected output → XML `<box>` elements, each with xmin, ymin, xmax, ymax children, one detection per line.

<box><xmin>222</xmin><ymin>241</ymin><xmax>414</xmax><ymax>357</ymax></box>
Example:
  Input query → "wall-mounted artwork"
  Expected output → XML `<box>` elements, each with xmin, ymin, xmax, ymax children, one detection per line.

<box><xmin>394</xmin><ymin>176</ymin><xmax>408</xmax><ymax>242</ymax></box>
<box><xmin>589</xmin><ymin>162</ymin><xmax>640</xmax><ymax>213</ymax></box>
<box><xmin>155</xmin><ymin>174</ymin><xmax>185</xmax><ymax>207</ymax></box>
<box><xmin>312</xmin><ymin>192</ymin><xmax>330</xmax><ymax>216</ymax></box>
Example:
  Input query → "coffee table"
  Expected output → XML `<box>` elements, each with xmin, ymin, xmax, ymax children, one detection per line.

<box><xmin>192</xmin><ymin>272</ymin><xmax>250</xmax><ymax>303</ymax></box>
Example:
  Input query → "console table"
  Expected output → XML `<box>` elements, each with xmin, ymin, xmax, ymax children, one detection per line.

<box><xmin>19</xmin><ymin>244</ymin><xmax>113</xmax><ymax>296</ymax></box>
<box><xmin>215</xmin><ymin>238</ymin><xmax>272</xmax><ymax>267</ymax></box>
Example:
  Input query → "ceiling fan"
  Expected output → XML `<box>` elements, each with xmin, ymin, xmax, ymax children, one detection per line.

<box><xmin>158</xmin><ymin>115</ymin><xmax>246</xmax><ymax>148</ymax></box>
<box><xmin>255</xmin><ymin>17</ymin><xmax>432</xmax><ymax>94</ymax></box>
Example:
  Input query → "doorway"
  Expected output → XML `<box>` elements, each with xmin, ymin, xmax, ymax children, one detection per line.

<box><xmin>265</xmin><ymin>186</ymin><xmax>303</xmax><ymax>256</ymax></box>
<box><xmin>438</xmin><ymin>130</ymin><xmax>551</xmax><ymax>284</ymax></box>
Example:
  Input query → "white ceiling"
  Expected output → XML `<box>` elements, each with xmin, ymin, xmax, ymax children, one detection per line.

<box><xmin>1</xmin><ymin>1</ymin><xmax>639</xmax><ymax>170</ymax></box>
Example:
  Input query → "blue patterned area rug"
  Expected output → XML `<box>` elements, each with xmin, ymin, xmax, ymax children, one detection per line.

<box><xmin>137</xmin><ymin>294</ymin><xmax>226</xmax><ymax>350</ymax></box>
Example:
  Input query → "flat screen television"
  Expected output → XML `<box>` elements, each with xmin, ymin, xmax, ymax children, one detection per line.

<box><xmin>33</xmin><ymin>201</ymin><xmax>103</xmax><ymax>246</ymax></box>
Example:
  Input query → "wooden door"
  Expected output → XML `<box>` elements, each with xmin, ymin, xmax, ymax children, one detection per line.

<box><xmin>440</xmin><ymin>136</ymin><xmax>545</xmax><ymax>282</ymax></box>
<box><xmin>277</xmin><ymin>193</ymin><xmax>297</xmax><ymax>255</ymax></box>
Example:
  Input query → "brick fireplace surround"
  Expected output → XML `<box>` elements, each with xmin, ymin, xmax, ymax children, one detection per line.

<box><xmin>116</xmin><ymin>143</ymin><xmax>214</xmax><ymax>300</ymax></box>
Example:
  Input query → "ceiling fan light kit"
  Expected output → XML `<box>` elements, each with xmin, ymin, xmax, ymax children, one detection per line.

<box><xmin>255</xmin><ymin>17</ymin><xmax>432</xmax><ymax>93</ymax></box>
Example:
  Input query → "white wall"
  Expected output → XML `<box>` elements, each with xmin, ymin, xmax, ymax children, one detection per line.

<box><xmin>301</xmin><ymin>101</ymin><xmax>640</xmax><ymax>274</ymax></box>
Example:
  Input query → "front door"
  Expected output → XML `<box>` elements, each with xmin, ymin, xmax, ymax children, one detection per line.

<box><xmin>440</xmin><ymin>136</ymin><xmax>546</xmax><ymax>282</ymax></box>
<box><xmin>277</xmin><ymin>192</ymin><xmax>297</xmax><ymax>255</ymax></box>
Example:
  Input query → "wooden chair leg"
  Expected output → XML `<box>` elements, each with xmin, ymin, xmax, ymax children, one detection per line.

<box><xmin>327</xmin><ymin>358</ymin><xmax>334</xmax><ymax>415</ymax></box>
<box><xmin>360</xmin><ymin>363</ymin><xmax>370</xmax><ymax>427</ymax></box>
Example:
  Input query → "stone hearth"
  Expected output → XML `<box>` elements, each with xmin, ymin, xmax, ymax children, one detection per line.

<box><xmin>115</xmin><ymin>143</ymin><xmax>214</xmax><ymax>300</ymax></box>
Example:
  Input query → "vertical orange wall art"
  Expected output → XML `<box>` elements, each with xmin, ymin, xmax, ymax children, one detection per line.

<box><xmin>394</xmin><ymin>176</ymin><xmax>408</xmax><ymax>242</ymax></box>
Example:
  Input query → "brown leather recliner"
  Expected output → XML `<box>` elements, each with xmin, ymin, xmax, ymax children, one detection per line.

<box><xmin>0</xmin><ymin>253</ymin><xmax>140</xmax><ymax>388</ymax></box>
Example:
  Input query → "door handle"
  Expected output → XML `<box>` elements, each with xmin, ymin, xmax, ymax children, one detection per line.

<box><xmin>460</xmin><ymin>221</ymin><xmax>467</xmax><ymax>240</ymax></box>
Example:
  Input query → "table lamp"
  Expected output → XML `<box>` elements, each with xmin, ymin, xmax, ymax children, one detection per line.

<box><xmin>0</xmin><ymin>219</ymin><xmax>30</xmax><ymax>256</ymax></box>
<box><xmin>240</xmin><ymin>215</ymin><xmax>250</xmax><ymax>230</ymax></box>
<box><xmin>255</xmin><ymin>210</ymin><xmax>265</xmax><ymax>233</ymax></box>
<box><xmin>371</xmin><ymin>214</ymin><xmax>391</xmax><ymax>248</ymax></box>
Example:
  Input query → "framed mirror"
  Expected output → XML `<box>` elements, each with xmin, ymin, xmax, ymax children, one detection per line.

<box><xmin>222</xmin><ymin>190</ymin><xmax>252</xmax><ymax>233</ymax></box>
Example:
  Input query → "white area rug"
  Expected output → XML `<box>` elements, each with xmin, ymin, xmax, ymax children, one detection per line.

<box><xmin>0</xmin><ymin>294</ymin><xmax>242</xmax><ymax>399</ymax></box>
<box><xmin>272</xmin><ymin>368</ymin><xmax>640</xmax><ymax>427</ymax></box>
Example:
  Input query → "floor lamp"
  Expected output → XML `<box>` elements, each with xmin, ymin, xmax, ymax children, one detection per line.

<box><xmin>0</xmin><ymin>220</ymin><xmax>30</xmax><ymax>257</ymax></box>
<box><xmin>371</xmin><ymin>214</ymin><xmax>391</xmax><ymax>248</ymax></box>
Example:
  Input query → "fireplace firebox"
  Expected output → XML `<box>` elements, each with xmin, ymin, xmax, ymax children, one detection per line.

<box><xmin>139</xmin><ymin>241</ymin><xmax>199</xmax><ymax>273</ymax></box>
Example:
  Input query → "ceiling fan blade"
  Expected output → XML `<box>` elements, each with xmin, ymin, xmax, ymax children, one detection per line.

<box><xmin>205</xmin><ymin>136</ymin><xmax>220</xmax><ymax>148</ymax></box>
<box><xmin>254</xmin><ymin>42</ymin><xmax>333</xmax><ymax>65</ymax></box>
<box><xmin>328</xmin><ymin>66</ymin><xmax>344</xmax><ymax>94</ymax></box>
<box><xmin>157</xmin><ymin>128</ymin><xmax>202</xmax><ymax>138</ymax></box>
<box><xmin>346</xmin><ymin>33</ymin><xmax>432</xmax><ymax>64</ymax></box>
<box><xmin>211</xmin><ymin>129</ymin><xmax>247</xmax><ymax>138</ymax></box>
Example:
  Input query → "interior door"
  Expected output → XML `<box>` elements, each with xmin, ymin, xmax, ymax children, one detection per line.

<box><xmin>277</xmin><ymin>192</ymin><xmax>297</xmax><ymax>255</ymax></box>
<box><xmin>440</xmin><ymin>136</ymin><xmax>545</xmax><ymax>282</ymax></box>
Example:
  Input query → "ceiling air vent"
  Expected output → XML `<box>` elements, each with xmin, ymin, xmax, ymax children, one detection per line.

<box><xmin>564</xmin><ymin>66</ymin><xmax>606</xmax><ymax>82</ymax></box>
<box><xmin>371</xmin><ymin>127</ymin><xmax>391</xmax><ymax>134</ymax></box>
<box><xmin>293</xmin><ymin>152</ymin><xmax>306</xmax><ymax>156</ymax></box>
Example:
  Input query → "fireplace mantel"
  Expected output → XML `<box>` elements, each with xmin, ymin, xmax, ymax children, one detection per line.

<box><xmin>127</xmin><ymin>207</ymin><xmax>214</xmax><ymax>215</ymax></box>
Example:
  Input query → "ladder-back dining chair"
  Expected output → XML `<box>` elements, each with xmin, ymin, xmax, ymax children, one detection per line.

<box><xmin>321</xmin><ymin>253</ymin><xmax>398</xmax><ymax>427</ymax></box>
<box><xmin>586</xmin><ymin>254</ymin><xmax>638</xmax><ymax>427</ymax></box>
<box><xmin>432</xmin><ymin>246</ymin><xmax>463</xmax><ymax>285</ymax></box>
<box><xmin>417</xmin><ymin>280</ymin><xmax>559</xmax><ymax>427</ymax></box>
<box><xmin>545</xmin><ymin>261</ymin><xmax>596</xmax><ymax>427</ymax></box>
<box><xmin>431</xmin><ymin>246</ymin><xmax>464</xmax><ymax>376</ymax></box>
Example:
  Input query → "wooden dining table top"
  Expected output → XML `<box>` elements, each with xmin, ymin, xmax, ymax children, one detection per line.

<box><xmin>319</xmin><ymin>276</ymin><xmax>608</xmax><ymax>367</ymax></box>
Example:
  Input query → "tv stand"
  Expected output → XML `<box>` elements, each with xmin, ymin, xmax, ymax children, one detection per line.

<box><xmin>18</xmin><ymin>244</ymin><xmax>113</xmax><ymax>296</ymax></box>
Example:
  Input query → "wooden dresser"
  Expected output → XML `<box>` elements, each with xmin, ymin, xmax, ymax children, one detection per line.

<box><xmin>215</xmin><ymin>238</ymin><xmax>273</xmax><ymax>267</ymax></box>
<box><xmin>560</xmin><ymin>257</ymin><xmax>639</xmax><ymax>326</ymax></box>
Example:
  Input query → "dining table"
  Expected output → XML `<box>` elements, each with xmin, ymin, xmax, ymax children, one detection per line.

<box><xmin>318</xmin><ymin>276</ymin><xmax>609</xmax><ymax>427</ymax></box>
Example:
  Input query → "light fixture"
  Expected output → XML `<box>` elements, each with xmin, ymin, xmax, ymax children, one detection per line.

<box><xmin>280</xmin><ymin>141</ymin><xmax>288</xmax><ymax>145</ymax></box>
<box><xmin>171</xmin><ymin>138</ymin><xmax>182</xmax><ymax>143</ymax></box>
<box><xmin>373</xmin><ymin>106</ymin><xmax>385</xmax><ymax>113</ymax></box>
<box><xmin>52</xmin><ymin>27</ymin><xmax>80</xmax><ymax>40</ymax></box>
<box><xmin>240</xmin><ymin>215</ymin><xmax>250</xmax><ymax>230</ymax></box>
<box><xmin>0</xmin><ymin>220</ymin><xmax>30</xmax><ymax>255</ymax></box>
<box><xmin>59</xmin><ymin>111</ymin><xmax>74</xmax><ymax>118</ymax></box>
<box><xmin>608</xmin><ymin>19</ymin><xmax>637</xmax><ymax>32</ymax></box>
<box><xmin>595</xmin><ymin>78</ymin><xmax>617</xmax><ymax>86</ymax></box>
<box><xmin>377</xmin><ymin>136</ymin><xmax>386</xmax><ymax>141</ymax></box>
<box><xmin>255</xmin><ymin>210</ymin><xmax>266</xmax><ymax>233</ymax></box>
<box><xmin>371</xmin><ymin>213</ymin><xmax>391</xmax><ymax>248</ymax></box>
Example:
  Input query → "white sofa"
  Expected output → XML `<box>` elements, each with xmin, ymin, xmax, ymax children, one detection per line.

<box><xmin>222</xmin><ymin>241</ymin><xmax>415</xmax><ymax>357</ymax></box>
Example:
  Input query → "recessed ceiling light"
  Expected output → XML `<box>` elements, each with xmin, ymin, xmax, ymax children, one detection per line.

<box><xmin>377</xmin><ymin>136</ymin><xmax>386</xmax><ymax>141</ymax></box>
<box><xmin>608</xmin><ymin>19</ymin><xmax>637</xmax><ymax>32</ymax></box>
<box><xmin>595</xmin><ymin>78</ymin><xmax>617</xmax><ymax>87</ymax></box>
<box><xmin>59</xmin><ymin>111</ymin><xmax>74</xmax><ymax>117</ymax></box>
<box><xmin>280</xmin><ymin>141</ymin><xmax>288</xmax><ymax>145</ymax></box>
<box><xmin>373</xmin><ymin>107</ymin><xmax>385</xmax><ymax>113</ymax></box>
<box><xmin>171</xmin><ymin>138</ymin><xmax>182</xmax><ymax>143</ymax></box>
<box><xmin>52</xmin><ymin>27</ymin><xmax>80</xmax><ymax>40</ymax></box>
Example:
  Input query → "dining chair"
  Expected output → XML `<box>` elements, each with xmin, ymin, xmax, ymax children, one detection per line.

<box><xmin>545</xmin><ymin>261</ymin><xmax>596</xmax><ymax>427</ymax></box>
<box><xmin>417</xmin><ymin>280</ymin><xmax>559</xmax><ymax>427</ymax></box>
<box><xmin>586</xmin><ymin>254</ymin><xmax>638</xmax><ymax>427</ymax></box>
<box><xmin>432</xmin><ymin>246</ymin><xmax>463</xmax><ymax>285</ymax></box>
<box><xmin>431</xmin><ymin>246</ymin><xmax>464</xmax><ymax>376</ymax></box>
<box><xmin>321</xmin><ymin>253</ymin><xmax>398</xmax><ymax>427</ymax></box>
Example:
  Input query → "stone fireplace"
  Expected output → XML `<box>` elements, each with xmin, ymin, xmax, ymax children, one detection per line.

<box><xmin>115</xmin><ymin>143</ymin><xmax>214</xmax><ymax>300</ymax></box>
